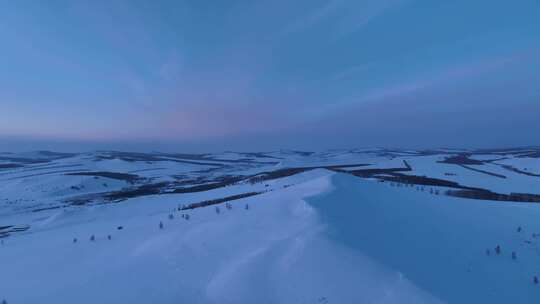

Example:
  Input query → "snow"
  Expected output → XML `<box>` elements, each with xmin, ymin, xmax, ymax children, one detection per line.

<box><xmin>308</xmin><ymin>173</ymin><xmax>540</xmax><ymax>303</ymax></box>
<box><xmin>497</xmin><ymin>157</ymin><xmax>540</xmax><ymax>175</ymax></box>
<box><xmin>405</xmin><ymin>155</ymin><xmax>540</xmax><ymax>194</ymax></box>
<box><xmin>1</xmin><ymin>170</ymin><xmax>442</xmax><ymax>304</ymax></box>
<box><xmin>1</xmin><ymin>149</ymin><xmax>539</xmax><ymax>303</ymax></box>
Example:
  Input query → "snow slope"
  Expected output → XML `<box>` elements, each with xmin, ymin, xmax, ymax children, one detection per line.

<box><xmin>1</xmin><ymin>148</ymin><xmax>539</xmax><ymax>303</ymax></box>
<box><xmin>0</xmin><ymin>170</ymin><xmax>441</xmax><ymax>304</ymax></box>
<box><xmin>308</xmin><ymin>173</ymin><xmax>540</xmax><ymax>304</ymax></box>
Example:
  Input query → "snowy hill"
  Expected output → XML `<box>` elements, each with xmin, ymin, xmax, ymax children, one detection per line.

<box><xmin>1</xmin><ymin>148</ymin><xmax>540</xmax><ymax>303</ymax></box>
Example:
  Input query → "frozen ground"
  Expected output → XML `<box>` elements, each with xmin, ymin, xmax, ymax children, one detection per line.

<box><xmin>1</xmin><ymin>148</ymin><xmax>540</xmax><ymax>303</ymax></box>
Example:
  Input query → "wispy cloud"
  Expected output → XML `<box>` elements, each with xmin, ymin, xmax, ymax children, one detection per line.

<box><xmin>332</xmin><ymin>63</ymin><xmax>373</xmax><ymax>80</ymax></box>
<box><xmin>282</xmin><ymin>0</ymin><xmax>407</xmax><ymax>38</ymax></box>
<box><xmin>332</xmin><ymin>0</ymin><xmax>406</xmax><ymax>38</ymax></box>
<box><xmin>281</xmin><ymin>0</ymin><xmax>344</xmax><ymax>35</ymax></box>
<box><xmin>308</xmin><ymin>49</ymin><xmax>534</xmax><ymax>120</ymax></box>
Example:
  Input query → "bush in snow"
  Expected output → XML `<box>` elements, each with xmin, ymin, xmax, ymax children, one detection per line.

<box><xmin>90</xmin><ymin>235</ymin><xmax>95</xmax><ymax>242</ymax></box>
<box><xmin>73</xmin><ymin>238</ymin><xmax>78</xmax><ymax>243</ymax></box>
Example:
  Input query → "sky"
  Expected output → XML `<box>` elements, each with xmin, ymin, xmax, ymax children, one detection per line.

<box><xmin>0</xmin><ymin>0</ymin><xmax>539</xmax><ymax>152</ymax></box>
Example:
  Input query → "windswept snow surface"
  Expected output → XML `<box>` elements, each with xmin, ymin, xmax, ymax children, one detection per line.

<box><xmin>0</xmin><ymin>170</ymin><xmax>440</xmax><ymax>304</ymax></box>
<box><xmin>308</xmin><ymin>173</ymin><xmax>540</xmax><ymax>304</ymax></box>
<box><xmin>1</xmin><ymin>148</ymin><xmax>540</xmax><ymax>303</ymax></box>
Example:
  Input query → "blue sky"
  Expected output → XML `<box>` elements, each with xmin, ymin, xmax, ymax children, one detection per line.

<box><xmin>1</xmin><ymin>0</ymin><xmax>539</xmax><ymax>152</ymax></box>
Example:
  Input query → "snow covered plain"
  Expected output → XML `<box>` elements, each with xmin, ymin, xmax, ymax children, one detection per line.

<box><xmin>1</xmin><ymin>148</ymin><xmax>540</xmax><ymax>303</ymax></box>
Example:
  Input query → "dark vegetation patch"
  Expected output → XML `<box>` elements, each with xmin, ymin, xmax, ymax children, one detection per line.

<box><xmin>172</xmin><ymin>173</ymin><xmax>250</xmax><ymax>194</ymax></box>
<box><xmin>383</xmin><ymin>149</ymin><xmax>427</xmax><ymax>156</ymax></box>
<box><xmin>0</xmin><ymin>151</ymin><xmax>75</xmax><ymax>165</ymax></box>
<box><xmin>375</xmin><ymin>173</ymin><xmax>485</xmax><ymax>191</ymax></box>
<box><xmin>64</xmin><ymin>163</ymin><xmax>369</xmax><ymax>204</ymax></box>
<box><xmin>21</xmin><ymin>164</ymin><xmax>83</xmax><ymax>172</ymax></box>
<box><xmin>519</xmin><ymin>151</ymin><xmax>540</xmax><ymax>158</ymax></box>
<box><xmin>3</xmin><ymin>169</ymin><xmax>91</xmax><ymax>180</ymax></box>
<box><xmin>239</xmin><ymin>152</ymin><xmax>284</xmax><ymax>160</ymax></box>
<box><xmin>35</xmin><ymin>151</ymin><xmax>77</xmax><ymax>159</ymax></box>
<box><xmin>481</xmin><ymin>157</ymin><xmax>509</xmax><ymax>163</ymax></box>
<box><xmin>247</xmin><ymin>163</ymin><xmax>370</xmax><ymax>184</ymax></box>
<box><xmin>247</xmin><ymin>168</ymin><xmax>313</xmax><ymax>184</ymax></box>
<box><xmin>94</xmin><ymin>151</ymin><xmax>278</xmax><ymax>166</ymax></box>
<box><xmin>129</xmin><ymin>168</ymin><xmax>167</xmax><ymax>173</ymax></box>
<box><xmin>497</xmin><ymin>164</ymin><xmax>540</xmax><ymax>177</ymax></box>
<box><xmin>66</xmin><ymin>171</ymin><xmax>142</xmax><ymax>182</ymax></box>
<box><xmin>94</xmin><ymin>151</ymin><xmax>174</xmax><ymax>162</ymax></box>
<box><xmin>458</xmin><ymin>165</ymin><xmax>507</xmax><ymax>179</ymax></box>
<box><xmin>180</xmin><ymin>192</ymin><xmax>264</xmax><ymax>210</ymax></box>
<box><xmin>0</xmin><ymin>157</ymin><xmax>51</xmax><ymax>165</ymax></box>
<box><xmin>102</xmin><ymin>182</ymin><xmax>168</xmax><ymax>201</ymax></box>
<box><xmin>0</xmin><ymin>164</ymin><xmax>23</xmax><ymax>169</ymax></box>
<box><xmin>289</xmin><ymin>150</ymin><xmax>315</xmax><ymax>157</ymax></box>
<box><xmin>162</xmin><ymin>159</ymin><xmax>228</xmax><ymax>167</ymax></box>
<box><xmin>473</xmin><ymin>147</ymin><xmax>540</xmax><ymax>155</ymax></box>
<box><xmin>335</xmin><ymin>160</ymin><xmax>540</xmax><ymax>202</ymax></box>
<box><xmin>336</xmin><ymin>158</ymin><xmax>540</xmax><ymax>203</ymax></box>
<box><xmin>344</xmin><ymin>168</ymin><xmax>540</xmax><ymax>203</ymax></box>
<box><xmin>446</xmin><ymin>190</ymin><xmax>540</xmax><ymax>203</ymax></box>
<box><xmin>0</xmin><ymin>164</ymin><xmax>84</xmax><ymax>177</ymax></box>
<box><xmin>438</xmin><ymin>154</ymin><xmax>484</xmax><ymax>165</ymax></box>
<box><xmin>172</xmin><ymin>174</ymin><xmax>245</xmax><ymax>187</ymax></box>
<box><xmin>0</xmin><ymin>225</ymin><xmax>30</xmax><ymax>238</ymax></box>
<box><xmin>32</xmin><ymin>205</ymin><xmax>64</xmax><ymax>212</ymax></box>
<box><xmin>94</xmin><ymin>151</ymin><xmax>224</xmax><ymax>166</ymax></box>
<box><xmin>340</xmin><ymin>160</ymin><xmax>411</xmax><ymax>177</ymax></box>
